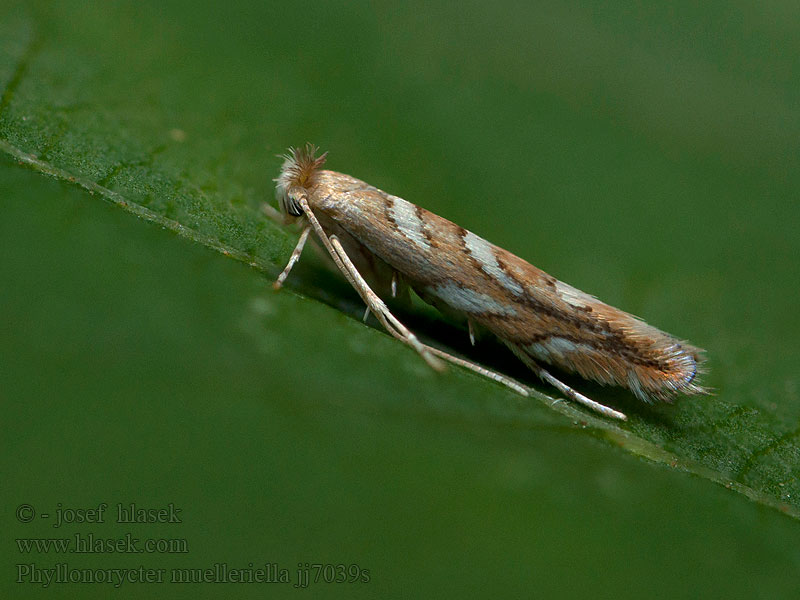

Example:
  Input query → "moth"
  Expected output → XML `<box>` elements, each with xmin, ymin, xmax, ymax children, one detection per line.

<box><xmin>271</xmin><ymin>144</ymin><xmax>707</xmax><ymax>420</ymax></box>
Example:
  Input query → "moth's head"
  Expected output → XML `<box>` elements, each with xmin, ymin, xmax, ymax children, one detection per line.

<box><xmin>274</xmin><ymin>143</ymin><xmax>328</xmax><ymax>217</ymax></box>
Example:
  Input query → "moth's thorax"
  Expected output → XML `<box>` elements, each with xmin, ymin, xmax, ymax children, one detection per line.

<box><xmin>308</xmin><ymin>171</ymin><xmax>374</xmax><ymax>211</ymax></box>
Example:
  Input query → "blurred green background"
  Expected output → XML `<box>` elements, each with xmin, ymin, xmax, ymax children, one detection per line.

<box><xmin>2</xmin><ymin>1</ymin><xmax>799</xmax><ymax>598</ymax></box>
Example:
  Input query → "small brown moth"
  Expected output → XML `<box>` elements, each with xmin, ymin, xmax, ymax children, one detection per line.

<box><xmin>272</xmin><ymin>144</ymin><xmax>707</xmax><ymax>420</ymax></box>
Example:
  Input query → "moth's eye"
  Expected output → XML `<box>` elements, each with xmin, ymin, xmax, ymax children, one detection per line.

<box><xmin>276</xmin><ymin>187</ymin><xmax>303</xmax><ymax>217</ymax></box>
<box><xmin>287</xmin><ymin>197</ymin><xmax>303</xmax><ymax>217</ymax></box>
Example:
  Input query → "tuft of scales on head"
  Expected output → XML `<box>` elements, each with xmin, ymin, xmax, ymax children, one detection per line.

<box><xmin>274</xmin><ymin>143</ymin><xmax>328</xmax><ymax>216</ymax></box>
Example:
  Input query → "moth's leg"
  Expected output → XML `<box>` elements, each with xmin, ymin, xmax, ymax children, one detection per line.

<box><xmin>330</xmin><ymin>251</ymin><xmax>526</xmax><ymax>392</ymax></box>
<box><xmin>264</xmin><ymin>203</ymin><xmax>331</xmax><ymax>268</ymax></box>
<box><xmin>418</xmin><ymin>344</ymin><xmax>530</xmax><ymax>396</ymax></box>
<box><xmin>512</xmin><ymin>351</ymin><xmax>627</xmax><ymax>421</ymax></box>
<box><xmin>366</xmin><ymin>272</ymin><xmax>404</xmax><ymax>320</ymax></box>
<box><xmin>328</xmin><ymin>235</ymin><xmax>445</xmax><ymax>372</ymax></box>
<box><xmin>273</xmin><ymin>224</ymin><xmax>311</xmax><ymax>290</ymax></box>
<box><xmin>296</xmin><ymin>197</ymin><xmax>444</xmax><ymax>372</ymax></box>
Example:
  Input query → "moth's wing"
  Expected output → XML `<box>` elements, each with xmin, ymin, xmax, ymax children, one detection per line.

<box><xmin>309</xmin><ymin>174</ymin><xmax>704</xmax><ymax>401</ymax></box>
<box><xmin>486</xmin><ymin>246</ymin><xmax>706</xmax><ymax>401</ymax></box>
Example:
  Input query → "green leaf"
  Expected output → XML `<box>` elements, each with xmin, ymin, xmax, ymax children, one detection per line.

<box><xmin>2</xmin><ymin>1</ymin><xmax>799</xmax><ymax>597</ymax></box>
